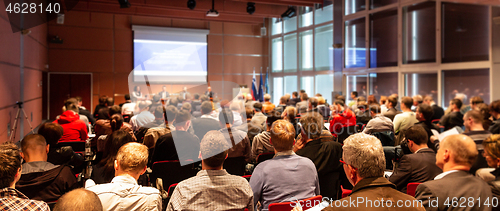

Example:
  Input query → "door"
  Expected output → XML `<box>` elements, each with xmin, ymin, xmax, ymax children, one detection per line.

<box><xmin>49</xmin><ymin>73</ymin><xmax>91</xmax><ymax>120</ymax></box>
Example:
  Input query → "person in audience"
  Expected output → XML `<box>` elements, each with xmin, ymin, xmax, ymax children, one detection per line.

<box><xmin>166</xmin><ymin>130</ymin><xmax>253</xmax><ymax>211</ymax></box>
<box><xmin>191</xmin><ymin>101</ymin><xmax>220</xmax><ymax>140</ymax></box>
<box><xmin>158</xmin><ymin>86</ymin><xmax>169</xmax><ymax>99</ymax></box>
<box><xmin>129</xmin><ymin>101</ymin><xmax>155</xmax><ymax>131</ymax></box>
<box><xmin>470</xmin><ymin>96</ymin><xmax>484</xmax><ymax>111</ymax></box>
<box><xmin>136</xmin><ymin>106</ymin><xmax>167</xmax><ymax>144</ymax></box>
<box><xmin>38</xmin><ymin>122</ymin><xmax>84</xmax><ymax>172</ymax></box>
<box><xmin>121</xmin><ymin>94</ymin><xmax>135</xmax><ymax>116</ymax></box>
<box><xmin>76</xmin><ymin>96</ymin><xmax>95</xmax><ymax>125</ymax></box>
<box><xmin>91</xmin><ymin>130</ymin><xmax>134</xmax><ymax>184</ymax></box>
<box><xmin>355</xmin><ymin>101</ymin><xmax>371</xmax><ymax>125</ymax></box>
<box><xmin>96</xmin><ymin>98</ymin><xmax>116</xmax><ymax>120</ymax></box>
<box><xmin>118</xmin><ymin>94</ymin><xmax>131</xmax><ymax>108</ymax></box>
<box><xmin>288</xmin><ymin>91</ymin><xmax>300</xmax><ymax>106</ymax></box>
<box><xmin>294</xmin><ymin>112</ymin><xmax>343</xmax><ymax>200</ymax></box>
<box><xmin>423</xmin><ymin>96</ymin><xmax>444</xmax><ymax>121</ymax></box>
<box><xmin>463</xmin><ymin>110</ymin><xmax>492</xmax><ymax>174</ymax></box>
<box><xmin>379</xmin><ymin>95</ymin><xmax>388</xmax><ymax>115</ymax></box>
<box><xmin>250</xmin><ymin>102</ymin><xmax>267</xmax><ymax>130</ymax></box>
<box><xmin>363</xmin><ymin>104</ymin><xmax>394</xmax><ymax>134</ymax></box>
<box><xmin>251</xmin><ymin>111</ymin><xmax>281</xmax><ymax>161</ymax></box>
<box><xmin>414</xmin><ymin>104</ymin><xmax>440</xmax><ymax>150</ymax></box>
<box><xmin>416</xmin><ymin>134</ymin><xmax>493</xmax><ymax>210</ymax></box>
<box><xmin>322</xmin><ymin>133</ymin><xmax>425</xmax><ymax>211</ymax></box>
<box><xmin>275</xmin><ymin>96</ymin><xmax>288</xmax><ymax>113</ymax></box>
<box><xmin>389</xmin><ymin>126</ymin><xmax>442</xmax><ymax>192</ymax></box>
<box><xmin>142</xmin><ymin>106</ymin><xmax>173</xmax><ymax>150</ymax></box>
<box><xmin>393</xmin><ymin>96</ymin><xmax>418</xmax><ymax>136</ymax></box>
<box><xmin>87</xmin><ymin>143</ymin><xmax>161</xmax><ymax>211</ymax></box>
<box><xmin>250</xmin><ymin>120</ymin><xmax>320</xmax><ymax>210</ymax></box>
<box><xmin>94</xmin><ymin>96</ymin><xmax>108</xmax><ymax>119</ymax></box>
<box><xmin>53</xmin><ymin>188</ymin><xmax>103</xmax><ymax>211</ymax></box>
<box><xmin>411</xmin><ymin>95</ymin><xmax>423</xmax><ymax>112</ymax></box>
<box><xmin>191</xmin><ymin>93</ymin><xmax>201</xmax><ymax>112</ymax></box>
<box><xmin>53</xmin><ymin>99</ymin><xmax>88</xmax><ymax>142</ymax></box>
<box><xmin>230</xmin><ymin>101</ymin><xmax>243</xmax><ymax>126</ymax></box>
<box><xmin>347</xmin><ymin>91</ymin><xmax>358</xmax><ymax>110</ymax></box>
<box><xmin>490</xmin><ymin>100</ymin><xmax>500</xmax><ymax>134</ymax></box>
<box><xmin>281</xmin><ymin>106</ymin><xmax>300</xmax><ymax>138</ymax></box>
<box><xmin>245</xmin><ymin>93</ymin><xmax>257</xmax><ymax>110</ymax></box>
<box><xmin>16</xmin><ymin>134</ymin><xmax>79</xmax><ymax>202</ymax></box>
<box><xmin>219</xmin><ymin>110</ymin><xmax>251</xmax><ymax>163</ymax></box>
<box><xmin>439</xmin><ymin>98</ymin><xmax>464</xmax><ymax>130</ymax></box>
<box><xmin>329</xmin><ymin>100</ymin><xmax>356</xmax><ymax>138</ymax></box>
<box><xmin>317</xmin><ymin>97</ymin><xmax>331</xmax><ymax>121</ymax></box>
<box><xmin>262</xmin><ymin>94</ymin><xmax>275</xmax><ymax>114</ymax></box>
<box><xmin>152</xmin><ymin>110</ymin><xmax>200</xmax><ymax>164</ymax></box>
<box><xmin>476</xmin><ymin>103</ymin><xmax>493</xmax><ymax>131</ymax></box>
<box><xmin>196</xmin><ymin>100</ymin><xmax>216</xmax><ymax>121</ymax></box>
<box><xmin>307</xmin><ymin>97</ymin><xmax>319</xmax><ymax>114</ymax></box>
<box><xmin>0</xmin><ymin>143</ymin><xmax>49</xmax><ymax>211</ymax></box>
<box><xmin>383</xmin><ymin>95</ymin><xmax>400</xmax><ymax>121</ymax></box>
<box><xmin>481</xmin><ymin>135</ymin><xmax>500</xmax><ymax>199</ymax></box>
<box><xmin>296</xmin><ymin>93</ymin><xmax>309</xmax><ymax>114</ymax></box>
<box><xmin>93</xmin><ymin>106</ymin><xmax>135</xmax><ymax>147</ymax></box>
<box><xmin>367</xmin><ymin>95</ymin><xmax>378</xmax><ymax>105</ymax></box>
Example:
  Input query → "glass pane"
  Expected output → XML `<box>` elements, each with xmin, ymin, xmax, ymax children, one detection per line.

<box><xmin>272</xmin><ymin>38</ymin><xmax>283</xmax><ymax>72</ymax></box>
<box><xmin>284</xmin><ymin>16</ymin><xmax>297</xmax><ymax>33</ymax></box>
<box><xmin>301</xmin><ymin>76</ymin><xmax>314</xmax><ymax>97</ymax></box>
<box><xmin>442</xmin><ymin>3</ymin><xmax>489</xmax><ymax>63</ymax></box>
<box><xmin>442</xmin><ymin>69</ymin><xmax>490</xmax><ymax>107</ymax></box>
<box><xmin>405</xmin><ymin>73</ymin><xmax>437</xmax><ymax>98</ymax></box>
<box><xmin>316</xmin><ymin>74</ymin><xmax>334</xmax><ymax>105</ymax></box>
<box><xmin>346</xmin><ymin>75</ymin><xmax>368</xmax><ymax>105</ymax></box>
<box><xmin>315</xmin><ymin>2</ymin><xmax>333</xmax><ymax>25</ymax></box>
<box><xmin>272</xmin><ymin>18</ymin><xmax>283</xmax><ymax>35</ymax></box>
<box><xmin>284</xmin><ymin>75</ymin><xmax>298</xmax><ymax>97</ymax></box>
<box><xmin>370</xmin><ymin>9</ymin><xmax>397</xmax><ymax>68</ymax></box>
<box><xmin>369</xmin><ymin>72</ymin><xmax>398</xmax><ymax>99</ymax></box>
<box><xmin>299</xmin><ymin>7</ymin><xmax>313</xmax><ymax>28</ymax></box>
<box><xmin>370</xmin><ymin>0</ymin><xmax>397</xmax><ymax>10</ymax></box>
<box><xmin>345</xmin><ymin>0</ymin><xmax>365</xmax><ymax>15</ymax></box>
<box><xmin>273</xmin><ymin>77</ymin><xmax>284</xmax><ymax>105</ymax></box>
<box><xmin>403</xmin><ymin>2</ymin><xmax>436</xmax><ymax>64</ymax></box>
<box><xmin>315</xmin><ymin>24</ymin><xmax>334</xmax><ymax>71</ymax></box>
<box><xmin>345</xmin><ymin>18</ymin><xmax>366</xmax><ymax>68</ymax></box>
<box><xmin>284</xmin><ymin>34</ymin><xmax>298</xmax><ymax>72</ymax></box>
<box><xmin>299</xmin><ymin>30</ymin><xmax>313</xmax><ymax>71</ymax></box>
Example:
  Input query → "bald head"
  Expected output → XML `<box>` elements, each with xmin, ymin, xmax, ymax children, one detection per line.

<box><xmin>20</xmin><ymin>134</ymin><xmax>49</xmax><ymax>162</ymax></box>
<box><xmin>54</xmin><ymin>188</ymin><xmax>103</xmax><ymax>211</ymax></box>
<box><xmin>438</xmin><ymin>134</ymin><xmax>478</xmax><ymax>169</ymax></box>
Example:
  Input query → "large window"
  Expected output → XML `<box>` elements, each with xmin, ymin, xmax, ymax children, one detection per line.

<box><xmin>345</xmin><ymin>0</ymin><xmax>365</xmax><ymax>15</ymax></box>
<box><xmin>315</xmin><ymin>2</ymin><xmax>333</xmax><ymax>24</ymax></box>
<box><xmin>370</xmin><ymin>0</ymin><xmax>397</xmax><ymax>10</ymax></box>
<box><xmin>315</xmin><ymin>24</ymin><xmax>334</xmax><ymax>71</ymax></box>
<box><xmin>299</xmin><ymin>30</ymin><xmax>313</xmax><ymax>71</ymax></box>
<box><xmin>299</xmin><ymin>7</ymin><xmax>313</xmax><ymax>28</ymax></box>
<box><xmin>316</xmin><ymin>74</ymin><xmax>334</xmax><ymax>104</ymax></box>
<box><xmin>284</xmin><ymin>16</ymin><xmax>297</xmax><ymax>33</ymax></box>
<box><xmin>272</xmin><ymin>18</ymin><xmax>282</xmax><ymax>35</ymax></box>
<box><xmin>346</xmin><ymin>75</ymin><xmax>368</xmax><ymax>102</ymax></box>
<box><xmin>284</xmin><ymin>34</ymin><xmax>297</xmax><ymax>72</ymax></box>
<box><xmin>369</xmin><ymin>72</ymin><xmax>398</xmax><ymax>98</ymax></box>
<box><xmin>284</xmin><ymin>76</ymin><xmax>298</xmax><ymax>96</ymax></box>
<box><xmin>442</xmin><ymin>3</ymin><xmax>489</xmax><ymax>63</ymax></box>
<box><xmin>403</xmin><ymin>2</ymin><xmax>436</xmax><ymax>64</ymax></box>
<box><xmin>345</xmin><ymin>18</ymin><xmax>366</xmax><ymax>68</ymax></box>
<box><xmin>370</xmin><ymin>9</ymin><xmax>397</xmax><ymax>67</ymax></box>
<box><xmin>273</xmin><ymin>77</ymin><xmax>283</xmax><ymax>105</ymax></box>
<box><xmin>301</xmin><ymin>77</ymin><xmax>315</xmax><ymax>97</ymax></box>
<box><xmin>272</xmin><ymin>38</ymin><xmax>283</xmax><ymax>72</ymax></box>
<box><xmin>405</xmin><ymin>73</ymin><xmax>437</xmax><ymax>98</ymax></box>
<box><xmin>442</xmin><ymin>69</ymin><xmax>490</xmax><ymax>107</ymax></box>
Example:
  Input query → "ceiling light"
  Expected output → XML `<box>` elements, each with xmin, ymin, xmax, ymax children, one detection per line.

<box><xmin>187</xmin><ymin>0</ymin><xmax>196</xmax><ymax>10</ymax></box>
<box><xmin>247</xmin><ymin>2</ymin><xmax>255</xmax><ymax>15</ymax></box>
<box><xmin>118</xmin><ymin>0</ymin><xmax>131</xmax><ymax>8</ymax></box>
<box><xmin>281</xmin><ymin>6</ymin><xmax>296</xmax><ymax>20</ymax></box>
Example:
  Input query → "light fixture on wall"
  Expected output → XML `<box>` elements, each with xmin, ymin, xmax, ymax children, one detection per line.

<box><xmin>281</xmin><ymin>6</ymin><xmax>296</xmax><ymax>20</ymax></box>
<box><xmin>118</xmin><ymin>0</ymin><xmax>131</xmax><ymax>8</ymax></box>
<box><xmin>247</xmin><ymin>2</ymin><xmax>255</xmax><ymax>15</ymax></box>
<box><xmin>187</xmin><ymin>0</ymin><xmax>196</xmax><ymax>10</ymax></box>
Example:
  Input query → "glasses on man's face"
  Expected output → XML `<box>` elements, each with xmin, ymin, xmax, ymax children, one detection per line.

<box><xmin>340</xmin><ymin>158</ymin><xmax>357</xmax><ymax>170</ymax></box>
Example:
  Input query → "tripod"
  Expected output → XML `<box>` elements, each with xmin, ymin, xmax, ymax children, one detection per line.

<box><xmin>9</xmin><ymin>102</ymin><xmax>34</xmax><ymax>143</ymax></box>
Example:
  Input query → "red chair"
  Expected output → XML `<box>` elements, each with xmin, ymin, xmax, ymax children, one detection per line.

<box><xmin>256</xmin><ymin>152</ymin><xmax>275</xmax><ymax>165</ymax></box>
<box><xmin>268</xmin><ymin>195</ymin><xmax>323</xmax><ymax>211</ymax></box>
<box><xmin>167</xmin><ymin>183</ymin><xmax>178</xmax><ymax>196</ymax></box>
<box><xmin>431</xmin><ymin>119</ymin><xmax>440</xmax><ymax>124</ymax></box>
<box><xmin>406</xmin><ymin>183</ymin><xmax>421</xmax><ymax>197</ymax></box>
<box><xmin>341</xmin><ymin>185</ymin><xmax>352</xmax><ymax>198</ymax></box>
<box><xmin>242</xmin><ymin>175</ymin><xmax>251</xmax><ymax>182</ymax></box>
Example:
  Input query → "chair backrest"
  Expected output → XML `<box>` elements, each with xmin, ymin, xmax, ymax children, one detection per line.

<box><xmin>431</xmin><ymin>119</ymin><xmax>440</xmax><ymax>124</ymax></box>
<box><xmin>223</xmin><ymin>156</ymin><xmax>247</xmax><ymax>176</ymax></box>
<box><xmin>406</xmin><ymin>183</ymin><xmax>421</xmax><ymax>197</ymax></box>
<box><xmin>167</xmin><ymin>183</ymin><xmax>178</xmax><ymax>196</ymax></box>
<box><xmin>256</xmin><ymin>152</ymin><xmax>275</xmax><ymax>165</ymax></box>
<box><xmin>242</xmin><ymin>175</ymin><xmax>251</xmax><ymax>182</ymax></box>
<box><xmin>268</xmin><ymin>195</ymin><xmax>323</xmax><ymax>211</ymax></box>
<box><xmin>371</xmin><ymin>131</ymin><xmax>395</xmax><ymax>146</ymax></box>
<box><xmin>57</xmin><ymin>141</ymin><xmax>85</xmax><ymax>152</ymax></box>
<box><xmin>336</xmin><ymin>125</ymin><xmax>357</xmax><ymax>145</ymax></box>
<box><xmin>123</xmin><ymin>114</ymin><xmax>131</xmax><ymax>123</ymax></box>
<box><xmin>341</xmin><ymin>185</ymin><xmax>352</xmax><ymax>198</ymax></box>
<box><xmin>151</xmin><ymin>160</ymin><xmax>198</xmax><ymax>188</ymax></box>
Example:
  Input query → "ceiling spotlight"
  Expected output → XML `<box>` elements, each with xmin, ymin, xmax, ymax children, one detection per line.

<box><xmin>281</xmin><ymin>6</ymin><xmax>296</xmax><ymax>20</ymax></box>
<box><xmin>118</xmin><ymin>0</ymin><xmax>131</xmax><ymax>8</ymax></box>
<box><xmin>187</xmin><ymin>0</ymin><xmax>196</xmax><ymax>10</ymax></box>
<box><xmin>247</xmin><ymin>2</ymin><xmax>255</xmax><ymax>15</ymax></box>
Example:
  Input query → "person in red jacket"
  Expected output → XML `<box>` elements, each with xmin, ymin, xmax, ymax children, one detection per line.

<box><xmin>53</xmin><ymin>101</ymin><xmax>88</xmax><ymax>142</ymax></box>
<box><xmin>329</xmin><ymin>100</ymin><xmax>356</xmax><ymax>137</ymax></box>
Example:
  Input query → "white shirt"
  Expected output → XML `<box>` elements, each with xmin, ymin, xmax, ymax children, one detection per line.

<box><xmin>122</xmin><ymin>102</ymin><xmax>136</xmax><ymax>115</ymax></box>
<box><xmin>232</xmin><ymin>111</ymin><xmax>243</xmax><ymax>126</ymax></box>
<box><xmin>129</xmin><ymin>111</ymin><xmax>155</xmax><ymax>131</ymax></box>
<box><xmin>434</xmin><ymin>170</ymin><xmax>460</xmax><ymax>180</ymax></box>
<box><xmin>86</xmin><ymin>175</ymin><xmax>161</xmax><ymax>211</ymax></box>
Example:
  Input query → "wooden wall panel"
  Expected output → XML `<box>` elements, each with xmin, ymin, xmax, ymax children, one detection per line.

<box><xmin>0</xmin><ymin>64</ymin><xmax>21</xmax><ymax>108</ymax></box>
<box><xmin>172</xmin><ymin>19</ymin><xmax>208</xmax><ymax>29</ymax></box>
<box><xmin>208</xmin><ymin>55</ymin><xmax>223</xmax><ymax>74</ymax></box>
<box><xmin>49</xmin><ymin>26</ymin><xmax>113</xmax><ymax>50</ymax></box>
<box><xmin>115</xmin><ymin>29</ymin><xmax>133</xmax><ymax>51</ymax></box>
<box><xmin>49</xmin><ymin>49</ymin><xmax>113</xmax><ymax>72</ymax></box>
<box><xmin>130</xmin><ymin>16</ymin><xmax>172</xmax><ymax>27</ymax></box>
<box><xmin>98</xmin><ymin>72</ymin><xmax>115</xmax><ymax>97</ymax></box>
<box><xmin>224</xmin><ymin>36</ymin><xmax>264</xmax><ymax>55</ymax></box>
<box><xmin>115</xmin><ymin>52</ymin><xmax>133</xmax><ymax>73</ymax></box>
<box><xmin>0</xmin><ymin>18</ymin><xmax>20</xmax><ymax>65</ymax></box>
<box><xmin>48</xmin><ymin>11</ymin><xmax>114</xmax><ymax>28</ymax></box>
<box><xmin>208</xmin><ymin>35</ymin><xmax>223</xmax><ymax>54</ymax></box>
<box><xmin>23</xmin><ymin>69</ymin><xmax>42</xmax><ymax>101</ymax></box>
<box><xmin>223</xmin><ymin>55</ymin><xmax>267</xmax><ymax>73</ymax></box>
<box><xmin>223</xmin><ymin>22</ymin><xmax>262</xmax><ymax>36</ymax></box>
<box><xmin>210</xmin><ymin>22</ymin><xmax>223</xmax><ymax>34</ymax></box>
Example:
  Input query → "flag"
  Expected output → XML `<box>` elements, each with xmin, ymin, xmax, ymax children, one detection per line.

<box><xmin>251</xmin><ymin>70</ymin><xmax>258</xmax><ymax>101</ymax></box>
<box><xmin>259</xmin><ymin>70</ymin><xmax>264</xmax><ymax>102</ymax></box>
<box><xmin>264</xmin><ymin>68</ymin><xmax>269</xmax><ymax>94</ymax></box>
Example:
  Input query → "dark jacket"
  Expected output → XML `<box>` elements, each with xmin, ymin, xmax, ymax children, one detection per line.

<box><xmin>79</xmin><ymin>109</ymin><xmax>95</xmax><ymax>125</ymax></box>
<box><xmin>464</xmin><ymin>130</ymin><xmax>492</xmax><ymax>175</ymax></box>
<box><xmin>416</xmin><ymin>170</ymin><xmax>493</xmax><ymax>211</ymax></box>
<box><xmin>489</xmin><ymin>168</ymin><xmax>500</xmax><ymax>211</ymax></box>
<box><xmin>296</xmin><ymin>139</ymin><xmax>343</xmax><ymax>200</ymax></box>
<box><xmin>389</xmin><ymin>148</ymin><xmax>442</xmax><ymax>193</ymax></box>
<box><xmin>439</xmin><ymin>111</ymin><xmax>464</xmax><ymax>131</ymax></box>
<box><xmin>219</xmin><ymin>128</ymin><xmax>251</xmax><ymax>163</ymax></box>
<box><xmin>384</xmin><ymin>107</ymin><xmax>401</xmax><ymax>121</ymax></box>
<box><xmin>47</xmin><ymin>146</ymin><xmax>85</xmax><ymax>173</ymax></box>
<box><xmin>16</xmin><ymin>165</ymin><xmax>79</xmax><ymax>202</ymax></box>
<box><xmin>324</xmin><ymin>177</ymin><xmax>425</xmax><ymax>211</ymax></box>
<box><xmin>490</xmin><ymin>119</ymin><xmax>500</xmax><ymax>135</ymax></box>
<box><xmin>414</xmin><ymin>121</ymin><xmax>440</xmax><ymax>151</ymax></box>
<box><xmin>431</xmin><ymin>104</ymin><xmax>445</xmax><ymax>121</ymax></box>
<box><xmin>191</xmin><ymin>117</ymin><xmax>221</xmax><ymax>141</ymax></box>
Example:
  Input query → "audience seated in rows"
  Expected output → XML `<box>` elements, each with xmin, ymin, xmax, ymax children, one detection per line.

<box><xmin>416</xmin><ymin>134</ymin><xmax>493</xmax><ymax>210</ymax></box>
<box><xmin>439</xmin><ymin>98</ymin><xmax>464</xmax><ymax>131</ymax></box>
<box><xmin>129</xmin><ymin>101</ymin><xmax>155</xmax><ymax>132</ymax></box>
<box><xmin>93</xmin><ymin>107</ymin><xmax>135</xmax><ymax>148</ymax></box>
<box><xmin>166</xmin><ymin>131</ymin><xmax>254</xmax><ymax>211</ymax></box>
<box><xmin>294</xmin><ymin>112</ymin><xmax>343</xmax><ymax>200</ymax></box>
<box><xmin>329</xmin><ymin>100</ymin><xmax>356</xmax><ymax>138</ymax></box>
<box><xmin>53</xmin><ymin>99</ymin><xmax>88</xmax><ymax>142</ymax></box>
<box><xmin>250</xmin><ymin>120</ymin><xmax>320</xmax><ymax>210</ymax></box>
<box><xmin>363</xmin><ymin>104</ymin><xmax>394</xmax><ymax>134</ymax></box>
<box><xmin>251</xmin><ymin>112</ymin><xmax>281</xmax><ymax>161</ymax></box>
<box><xmin>296</xmin><ymin>93</ymin><xmax>309</xmax><ymax>114</ymax></box>
<box><xmin>53</xmin><ymin>188</ymin><xmax>102</xmax><ymax>211</ymax></box>
<box><xmin>16</xmin><ymin>134</ymin><xmax>79</xmax><ymax>202</ymax></box>
<box><xmin>322</xmin><ymin>133</ymin><xmax>425</xmax><ymax>211</ymax></box>
<box><xmin>219</xmin><ymin>110</ymin><xmax>251</xmax><ymax>163</ymax></box>
<box><xmin>191</xmin><ymin>102</ymin><xmax>220</xmax><ymax>141</ymax></box>
<box><xmin>414</xmin><ymin>104</ymin><xmax>440</xmax><ymax>150</ymax></box>
<box><xmin>423</xmin><ymin>96</ymin><xmax>444</xmax><ymax>121</ymax></box>
<box><xmin>0</xmin><ymin>143</ymin><xmax>49</xmax><ymax>211</ymax></box>
<box><xmin>389</xmin><ymin>126</ymin><xmax>442</xmax><ymax>192</ymax></box>
<box><xmin>86</xmin><ymin>143</ymin><xmax>162</xmax><ymax>211</ymax></box>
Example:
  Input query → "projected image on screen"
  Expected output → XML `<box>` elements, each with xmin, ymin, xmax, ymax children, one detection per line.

<box><xmin>132</xmin><ymin>26</ymin><xmax>209</xmax><ymax>84</ymax></box>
